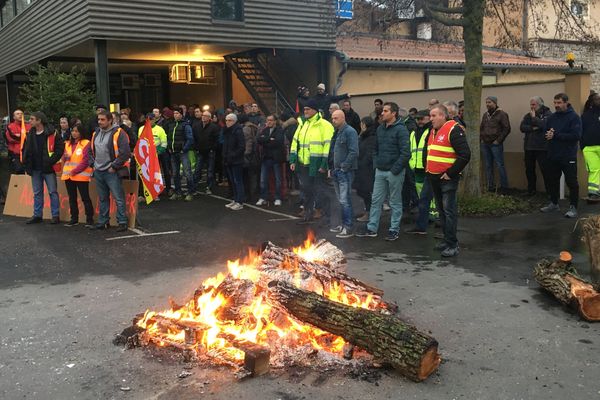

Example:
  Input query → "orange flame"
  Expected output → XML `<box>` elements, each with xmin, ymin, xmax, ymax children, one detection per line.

<box><xmin>136</xmin><ymin>235</ymin><xmax>379</xmax><ymax>362</ymax></box>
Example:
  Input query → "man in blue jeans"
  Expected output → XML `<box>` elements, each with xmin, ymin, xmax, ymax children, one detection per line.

<box><xmin>22</xmin><ymin>111</ymin><xmax>64</xmax><ymax>224</ymax></box>
<box><xmin>356</xmin><ymin>102</ymin><xmax>410</xmax><ymax>241</ymax></box>
<box><xmin>328</xmin><ymin>110</ymin><xmax>358</xmax><ymax>238</ymax></box>
<box><xmin>480</xmin><ymin>96</ymin><xmax>510</xmax><ymax>193</ymax></box>
<box><xmin>90</xmin><ymin>111</ymin><xmax>131</xmax><ymax>232</ymax></box>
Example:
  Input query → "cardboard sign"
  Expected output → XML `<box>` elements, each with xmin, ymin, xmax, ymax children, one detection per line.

<box><xmin>3</xmin><ymin>174</ymin><xmax>138</xmax><ymax>228</ymax></box>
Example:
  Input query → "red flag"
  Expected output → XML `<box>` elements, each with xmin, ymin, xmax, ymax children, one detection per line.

<box><xmin>295</xmin><ymin>99</ymin><xmax>299</xmax><ymax>114</ymax></box>
<box><xmin>19</xmin><ymin>116</ymin><xmax>27</xmax><ymax>162</ymax></box>
<box><xmin>134</xmin><ymin>119</ymin><xmax>164</xmax><ymax>204</ymax></box>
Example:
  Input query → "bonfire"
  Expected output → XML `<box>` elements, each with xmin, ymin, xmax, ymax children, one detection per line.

<box><xmin>120</xmin><ymin>235</ymin><xmax>440</xmax><ymax>382</ymax></box>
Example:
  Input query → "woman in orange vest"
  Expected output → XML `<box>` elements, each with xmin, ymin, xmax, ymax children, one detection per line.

<box><xmin>62</xmin><ymin>124</ymin><xmax>94</xmax><ymax>227</ymax></box>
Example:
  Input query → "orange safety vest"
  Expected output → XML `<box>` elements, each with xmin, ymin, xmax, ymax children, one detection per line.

<box><xmin>426</xmin><ymin>120</ymin><xmax>458</xmax><ymax>174</ymax></box>
<box><xmin>47</xmin><ymin>132</ymin><xmax>63</xmax><ymax>174</ymax></box>
<box><xmin>91</xmin><ymin>127</ymin><xmax>130</xmax><ymax>170</ymax></box>
<box><xmin>61</xmin><ymin>139</ymin><xmax>92</xmax><ymax>182</ymax></box>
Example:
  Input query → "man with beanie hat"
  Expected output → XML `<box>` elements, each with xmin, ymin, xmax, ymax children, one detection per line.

<box><xmin>290</xmin><ymin>98</ymin><xmax>335</xmax><ymax>224</ymax></box>
<box><xmin>480</xmin><ymin>95</ymin><xmax>511</xmax><ymax>193</ymax></box>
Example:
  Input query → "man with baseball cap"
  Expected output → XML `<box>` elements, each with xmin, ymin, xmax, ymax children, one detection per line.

<box><xmin>313</xmin><ymin>83</ymin><xmax>350</xmax><ymax>120</ymax></box>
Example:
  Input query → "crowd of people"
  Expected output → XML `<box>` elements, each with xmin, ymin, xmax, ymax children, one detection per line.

<box><xmin>2</xmin><ymin>81</ymin><xmax>599</xmax><ymax>257</ymax></box>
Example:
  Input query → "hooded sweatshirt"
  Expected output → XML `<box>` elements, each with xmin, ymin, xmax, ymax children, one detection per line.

<box><xmin>544</xmin><ymin>105</ymin><xmax>581</xmax><ymax>161</ymax></box>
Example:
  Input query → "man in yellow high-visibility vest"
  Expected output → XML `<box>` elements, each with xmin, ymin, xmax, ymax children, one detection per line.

<box><xmin>290</xmin><ymin>99</ymin><xmax>334</xmax><ymax>224</ymax></box>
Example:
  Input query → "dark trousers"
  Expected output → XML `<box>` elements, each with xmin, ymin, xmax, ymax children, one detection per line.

<box><xmin>65</xmin><ymin>180</ymin><xmax>94</xmax><ymax>223</ymax></box>
<box><xmin>415</xmin><ymin>176</ymin><xmax>434</xmax><ymax>231</ymax></box>
<box><xmin>159</xmin><ymin>152</ymin><xmax>171</xmax><ymax>192</ymax></box>
<box><xmin>8</xmin><ymin>153</ymin><xmax>25</xmax><ymax>174</ymax></box>
<box><xmin>298</xmin><ymin>166</ymin><xmax>328</xmax><ymax>220</ymax></box>
<box><xmin>524</xmin><ymin>150</ymin><xmax>548</xmax><ymax>193</ymax></box>
<box><xmin>546</xmin><ymin>159</ymin><xmax>579</xmax><ymax>207</ymax></box>
<box><xmin>357</xmin><ymin>188</ymin><xmax>372</xmax><ymax>212</ymax></box>
<box><xmin>402</xmin><ymin>167</ymin><xmax>419</xmax><ymax>209</ymax></box>
<box><xmin>243</xmin><ymin>165</ymin><xmax>259</xmax><ymax>202</ymax></box>
<box><xmin>429</xmin><ymin>175</ymin><xmax>459</xmax><ymax>248</ymax></box>
<box><xmin>226</xmin><ymin>164</ymin><xmax>245</xmax><ymax>204</ymax></box>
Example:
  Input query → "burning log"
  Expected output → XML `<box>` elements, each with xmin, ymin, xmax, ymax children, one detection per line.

<box><xmin>261</xmin><ymin>242</ymin><xmax>396</xmax><ymax>313</ymax></box>
<box><xmin>534</xmin><ymin>255</ymin><xmax>600</xmax><ymax>322</ymax></box>
<box><xmin>267</xmin><ymin>280</ymin><xmax>441</xmax><ymax>382</ymax></box>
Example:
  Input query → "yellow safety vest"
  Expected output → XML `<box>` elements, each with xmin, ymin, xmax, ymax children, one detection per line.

<box><xmin>409</xmin><ymin>128</ymin><xmax>429</xmax><ymax>170</ymax></box>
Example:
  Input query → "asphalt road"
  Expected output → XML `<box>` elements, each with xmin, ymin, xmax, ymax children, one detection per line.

<box><xmin>1</xmin><ymin>192</ymin><xmax>599</xmax><ymax>400</ymax></box>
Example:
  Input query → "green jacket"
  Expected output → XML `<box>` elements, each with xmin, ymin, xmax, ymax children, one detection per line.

<box><xmin>290</xmin><ymin>113</ymin><xmax>334</xmax><ymax>176</ymax></box>
<box><xmin>139</xmin><ymin>123</ymin><xmax>167</xmax><ymax>155</ymax></box>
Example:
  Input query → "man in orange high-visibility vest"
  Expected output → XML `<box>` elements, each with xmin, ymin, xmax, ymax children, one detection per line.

<box><xmin>426</xmin><ymin>104</ymin><xmax>471</xmax><ymax>258</ymax></box>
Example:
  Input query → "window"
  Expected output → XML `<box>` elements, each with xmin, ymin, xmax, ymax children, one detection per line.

<box><xmin>212</xmin><ymin>0</ymin><xmax>243</xmax><ymax>22</ymax></box>
<box><xmin>571</xmin><ymin>0</ymin><xmax>588</xmax><ymax>18</ymax></box>
<box><xmin>1</xmin><ymin>1</ymin><xmax>14</xmax><ymax>27</ymax></box>
<box><xmin>16</xmin><ymin>0</ymin><xmax>34</xmax><ymax>13</ymax></box>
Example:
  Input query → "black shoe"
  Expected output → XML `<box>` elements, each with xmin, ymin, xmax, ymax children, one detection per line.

<box><xmin>385</xmin><ymin>230</ymin><xmax>400</xmax><ymax>241</ymax></box>
<box><xmin>526</xmin><ymin>190</ymin><xmax>536</xmax><ymax>196</ymax></box>
<box><xmin>405</xmin><ymin>227</ymin><xmax>427</xmax><ymax>235</ymax></box>
<box><xmin>85</xmin><ymin>219</ymin><xmax>94</xmax><ymax>227</ymax></box>
<box><xmin>441</xmin><ymin>246</ymin><xmax>460</xmax><ymax>257</ymax></box>
<box><xmin>296</xmin><ymin>218</ymin><xmax>315</xmax><ymax>225</ymax></box>
<box><xmin>356</xmin><ymin>229</ymin><xmax>377</xmax><ymax>238</ymax></box>
<box><xmin>50</xmin><ymin>217</ymin><xmax>60</xmax><ymax>225</ymax></box>
<box><xmin>25</xmin><ymin>216</ymin><xmax>43</xmax><ymax>224</ymax></box>
<box><xmin>64</xmin><ymin>220</ymin><xmax>79</xmax><ymax>227</ymax></box>
<box><xmin>116</xmin><ymin>224</ymin><xmax>128</xmax><ymax>232</ymax></box>
<box><xmin>89</xmin><ymin>222</ymin><xmax>109</xmax><ymax>230</ymax></box>
<box><xmin>434</xmin><ymin>242</ymin><xmax>448</xmax><ymax>251</ymax></box>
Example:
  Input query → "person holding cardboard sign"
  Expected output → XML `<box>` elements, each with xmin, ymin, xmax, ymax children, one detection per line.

<box><xmin>21</xmin><ymin>112</ymin><xmax>65</xmax><ymax>224</ymax></box>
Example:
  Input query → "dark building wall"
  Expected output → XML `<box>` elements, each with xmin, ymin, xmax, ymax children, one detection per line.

<box><xmin>87</xmin><ymin>0</ymin><xmax>335</xmax><ymax>50</ymax></box>
<box><xmin>0</xmin><ymin>0</ymin><xmax>335</xmax><ymax>77</ymax></box>
<box><xmin>0</xmin><ymin>0</ymin><xmax>90</xmax><ymax>76</ymax></box>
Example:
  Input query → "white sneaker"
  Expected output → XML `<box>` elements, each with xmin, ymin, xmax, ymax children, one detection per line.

<box><xmin>540</xmin><ymin>202</ymin><xmax>559</xmax><ymax>213</ymax></box>
<box><xmin>329</xmin><ymin>225</ymin><xmax>343</xmax><ymax>233</ymax></box>
<box><xmin>274</xmin><ymin>199</ymin><xmax>282</xmax><ymax>206</ymax></box>
<box><xmin>256</xmin><ymin>198</ymin><xmax>267</xmax><ymax>206</ymax></box>
<box><xmin>564</xmin><ymin>205</ymin><xmax>578</xmax><ymax>218</ymax></box>
<box><xmin>225</xmin><ymin>200</ymin><xmax>236</xmax><ymax>209</ymax></box>
<box><xmin>383</xmin><ymin>202</ymin><xmax>391</xmax><ymax>211</ymax></box>
<box><xmin>230</xmin><ymin>202</ymin><xmax>244</xmax><ymax>211</ymax></box>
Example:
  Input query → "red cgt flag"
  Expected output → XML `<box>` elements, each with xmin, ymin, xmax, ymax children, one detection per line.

<box><xmin>134</xmin><ymin>119</ymin><xmax>164</xmax><ymax>204</ymax></box>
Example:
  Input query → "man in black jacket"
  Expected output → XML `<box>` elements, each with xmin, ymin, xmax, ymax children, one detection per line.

<box><xmin>192</xmin><ymin>108</ymin><xmax>220</xmax><ymax>194</ymax></box>
<box><xmin>541</xmin><ymin>93</ymin><xmax>582</xmax><ymax>218</ymax></box>
<box><xmin>313</xmin><ymin>83</ymin><xmax>350</xmax><ymax>120</ymax></box>
<box><xmin>342</xmin><ymin>100</ymin><xmax>361</xmax><ymax>133</ymax></box>
<box><xmin>520</xmin><ymin>96</ymin><xmax>552</xmax><ymax>195</ymax></box>
<box><xmin>22</xmin><ymin>111</ymin><xmax>64</xmax><ymax>224</ymax></box>
<box><xmin>223</xmin><ymin>113</ymin><xmax>246</xmax><ymax>210</ymax></box>
<box><xmin>256</xmin><ymin>114</ymin><xmax>285</xmax><ymax>206</ymax></box>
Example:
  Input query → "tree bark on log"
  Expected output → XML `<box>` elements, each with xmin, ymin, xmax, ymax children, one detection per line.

<box><xmin>533</xmin><ymin>258</ymin><xmax>600</xmax><ymax>321</ymax></box>
<box><xmin>267</xmin><ymin>280</ymin><xmax>440</xmax><ymax>382</ymax></box>
<box><xmin>582</xmin><ymin>216</ymin><xmax>600</xmax><ymax>285</ymax></box>
<box><xmin>260</xmin><ymin>241</ymin><xmax>397</xmax><ymax>313</ymax></box>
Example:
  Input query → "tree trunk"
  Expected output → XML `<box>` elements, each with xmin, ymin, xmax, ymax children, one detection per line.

<box><xmin>582</xmin><ymin>215</ymin><xmax>600</xmax><ymax>285</ymax></box>
<box><xmin>460</xmin><ymin>0</ymin><xmax>485</xmax><ymax>196</ymax></box>
<box><xmin>533</xmin><ymin>258</ymin><xmax>600</xmax><ymax>321</ymax></box>
<box><xmin>267</xmin><ymin>280</ymin><xmax>441</xmax><ymax>382</ymax></box>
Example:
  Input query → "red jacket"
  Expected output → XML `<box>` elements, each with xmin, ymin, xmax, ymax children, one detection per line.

<box><xmin>5</xmin><ymin>121</ymin><xmax>31</xmax><ymax>156</ymax></box>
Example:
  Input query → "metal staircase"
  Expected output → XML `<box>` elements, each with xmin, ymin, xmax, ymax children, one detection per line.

<box><xmin>224</xmin><ymin>52</ymin><xmax>293</xmax><ymax>116</ymax></box>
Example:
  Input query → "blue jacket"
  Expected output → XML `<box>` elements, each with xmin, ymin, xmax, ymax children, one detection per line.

<box><xmin>373</xmin><ymin>118</ymin><xmax>411</xmax><ymax>175</ymax></box>
<box><xmin>330</xmin><ymin>123</ymin><xmax>359</xmax><ymax>171</ymax></box>
<box><xmin>544</xmin><ymin>105</ymin><xmax>581</xmax><ymax>161</ymax></box>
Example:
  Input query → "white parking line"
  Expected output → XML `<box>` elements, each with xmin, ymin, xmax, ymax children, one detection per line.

<box><xmin>198</xmin><ymin>192</ymin><xmax>299</xmax><ymax>220</ymax></box>
<box><xmin>106</xmin><ymin>230</ymin><xmax>180</xmax><ymax>241</ymax></box>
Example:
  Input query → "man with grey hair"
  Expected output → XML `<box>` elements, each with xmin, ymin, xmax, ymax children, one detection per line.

<box><xmin>223</xmin><ymin>113</ymin><xmax>246</xmax><ymax>210</ymax></box>
<box><xmin>520</xmin><ymin>96</ymin><xmax>552</xmax><ymax>195</ymax></box>
<box><xmin>443</xmin><ymin>101</ymin><xmax>462</xmax><ymax>125</ymax></box>
<box><xmin>328</xmin><ymin>103</ymin><xmax>340</xmax><ymax>121</ymax></box>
